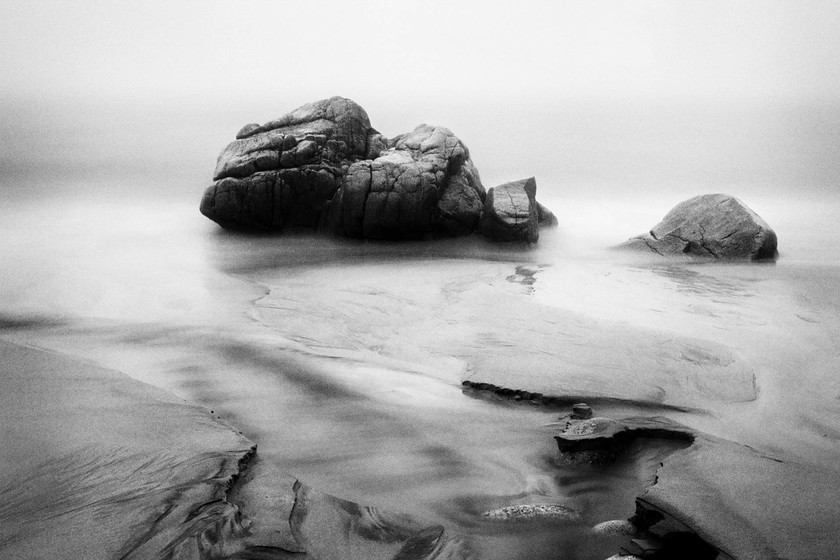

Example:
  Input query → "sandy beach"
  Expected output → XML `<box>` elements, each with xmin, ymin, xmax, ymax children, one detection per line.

<box><xmin>2</xmin><ymin>193</ymin><xmax>840</xmax><ymax>559</ymax></box>
<box><xmin>4</xmin><ymin>3</ymin><xmax>840</xmax><ymax>557</ymax></box>
<box><xmin>0</xmin><ymin>339</ymin><xmax>253</xmax><ymax>559</ymax></box>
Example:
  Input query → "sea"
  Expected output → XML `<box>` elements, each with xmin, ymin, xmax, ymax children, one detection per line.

<box><xmin>1</xmin><ymin>96</ymin><xmax>839</xmax><ymax>559</ymax></box>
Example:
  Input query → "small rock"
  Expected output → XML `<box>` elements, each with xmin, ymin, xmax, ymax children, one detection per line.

<box><xmin>563</xmin><ymin>417</ymin><xmax>623</xmax><ymax>438</ymax></box>
<box><xmin>482</xmin><ymin>503</ymin><xmax>581</xmax><ymax>522</ymax></box>
<box><xmin>571</xmin><ymin>403</ymin><xmax>593</xmax><ymax>419</ymax></box>
<box><xmin>555</xmin><ymin>416</ymin><xmax>694</xmax><ymax>461</ymax></box>
<box><xmin>479</xmin><ymin>177</ymin><xmax>540</xmax><ymax>242</ymax></box>
<box><xmin>592</xmin><ymin>519</ymin><xmax>637</xmax><ymax>536</ymax></box>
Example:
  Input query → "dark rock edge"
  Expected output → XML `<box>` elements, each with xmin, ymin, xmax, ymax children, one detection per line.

<box><xmin>461</xmin><ymin>380</ymin><xmax>746</xmax><ymax>560</ymax></box>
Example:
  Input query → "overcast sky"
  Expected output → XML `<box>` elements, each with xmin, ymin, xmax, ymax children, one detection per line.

<box><xmin>3</xmin><ymin>0</ymin><xmax>840</xmax><ymax>106</ymax></box>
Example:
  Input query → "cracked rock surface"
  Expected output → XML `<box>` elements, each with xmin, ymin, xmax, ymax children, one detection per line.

<box><xmin>201</xmin><ymin>96</ymin><xmax>557</xmax><ymax>241</ymax></box>
<box><xmin>479</xmin><ymin>177</ymin><xmax>541</xmax><ymax>242</ymax></box>
<box><xmin>618</xmin><ymin>193</ymin><xmax>778</xmax><ymax>260</ymax></box>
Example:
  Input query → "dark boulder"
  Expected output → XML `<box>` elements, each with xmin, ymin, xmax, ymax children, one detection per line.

<box><xmin>324</xmin><ymin>124</ymin><xmax>485</xmax><ymax>239</ymax></box>
<box><xmin>479</xmin><ymin>177</ymin><xmax>541</xmax><ymax>243</ymax></box>
<box><xmin>200</xmin><ymin>97</ymin><xmax>554</xmax><ymax>242</ymax></box>
<box><xmin>618</xmin><ymin>193</ymin><xmax>778</xmax><ymax>260</ymax></box>
<box><xmin>200</xmin><ymin>97</ymin><xmax>488</xmax><ymax>239</ymax></box>
<box><xmin>200</xmin><ymin>97</ymin><xmax>380</xmax><ymax>231</ymax></box>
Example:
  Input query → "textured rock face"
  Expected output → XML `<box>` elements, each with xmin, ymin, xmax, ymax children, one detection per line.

<box><xmin>324</xmin><ymin>124</ymin><xmax>485</xmax><ymax>239</ymax></box>
<box><xmin>200</xmin><ymin>96</ymin><xmax>487</xmax><ymax>239</ymax></box>
<box><xmin>479</xmin><ymin>177</ymin><xmax>540</xmax><ymax>242</ymax></box>
<box><xmin>619</xmin><ymin>193</ymin><xmax>778</xmax><ymax>260</ymax></box>
<box><xmin>200</xmin><ymin>97</ymin><xmax>382</xmax><ymax>231</ymax></box>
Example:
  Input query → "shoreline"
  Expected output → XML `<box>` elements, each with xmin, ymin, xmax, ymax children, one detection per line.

<box><xmin>3</xmin><ymin>228</ymin><xmax>840</xmax><ymax>559</ymax></box>
<box><xmin>464</xmin><ymin>378</ymin><xmax>840</xmax><ymax>560</ymax></box>
<box><xmin>6</xmin><ymin>312</ymin><xmax>840</xmax><ymax>559</ymax></box>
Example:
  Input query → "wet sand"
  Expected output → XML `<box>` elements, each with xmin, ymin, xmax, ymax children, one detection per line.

<box><xmin>0</xmin><ymin>339</ymin><xmax>253</xmax><ymax>559</ymax></box>
<box><xmin>3</xmin><ymin>197</ymin><xmax>840</xmax><ymax>559</ymax></box>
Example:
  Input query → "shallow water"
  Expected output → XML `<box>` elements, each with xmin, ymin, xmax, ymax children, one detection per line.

<box><xmin>2</xmin><ymin>190</ymin><xmax>840</xmax><ymax>558</ymax></box>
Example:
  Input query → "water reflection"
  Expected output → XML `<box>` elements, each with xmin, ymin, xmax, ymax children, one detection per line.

<box><xmin>638</xmin><ymin>263</ymin><xmax>758</xmax><ymax>300</ymax></box>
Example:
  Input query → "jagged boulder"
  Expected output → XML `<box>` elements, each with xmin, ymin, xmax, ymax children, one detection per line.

<box><xmin>200</xmin><ymin>97</ymin><xmax>383</xmax><ymax>230</ymax></box>
<box><xmin>479</xmin><ymin>177</ymin><xmax>541</xmax><ymax>242</ymax></box>
<box><xmin>618</xmin><ymin>193</ymin><xmax>778</xmax><ymax>260</ymax></box>
<box><xmin>200</xmin><ymin>96</ymin><xmax>556</xmax><ymax>242</ymax></box>
<box><xmin>200</xmin><ymin>97</ymin><xmax>488</xmax><ymax>239</ymax></box>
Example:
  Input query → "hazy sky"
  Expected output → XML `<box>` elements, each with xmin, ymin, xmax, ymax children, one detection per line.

<box><xmin>3</xmin><ymin>0</ymin><xmax>840</xmax><ymax>105</ymax></box>
<box><xmin>3</xmin><ymin>0</ymin><xmax>840</xmax><ymax>202</ymax></box>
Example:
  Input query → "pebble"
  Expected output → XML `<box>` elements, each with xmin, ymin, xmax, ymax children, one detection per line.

<box><xmin>482</xmin><ymin>503</ymin><xmax>582</xmax><ymax>522</ymax></box>
<box><xmin>571</xmin><ymin>403</ymin><xmax>593</xmax><ymax>419</ymax></box>
<box><xmin>592</xmin><ymin>519</ymin><xmax>637</xmax><ymax>536</ymax></box>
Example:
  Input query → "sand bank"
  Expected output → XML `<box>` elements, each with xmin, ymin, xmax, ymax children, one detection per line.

<box><xmin>0</xmin><ymin>339</ymin><xmax>253</xmax><ymax>559</ymax></box>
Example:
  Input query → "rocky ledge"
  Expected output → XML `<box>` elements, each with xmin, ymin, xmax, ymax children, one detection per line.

<box><xmin>200</xmin><ymin>96</ymin><xmax>555</xmax><ymax>242</ymax></box>
<box><xmin>617</xmin><ymin>193</ymin><xmax>778</xmax><ymax>260</ymax></box>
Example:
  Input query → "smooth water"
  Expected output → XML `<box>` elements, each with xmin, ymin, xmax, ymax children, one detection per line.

<box><xmin>2</xmin><ymin>190</ymin><xmax>840</xmax><ymax>558</ymax></box>
<box><xmin>2</xmin><ymin>98</ymin><xmax>840</xmax><ymax>558</ymax></box>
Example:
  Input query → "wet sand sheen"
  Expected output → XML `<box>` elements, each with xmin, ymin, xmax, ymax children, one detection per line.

<box><xmin>0</xmin><ymin>340</ymin><xmax>253</xmax><ymax>559</ymax></box>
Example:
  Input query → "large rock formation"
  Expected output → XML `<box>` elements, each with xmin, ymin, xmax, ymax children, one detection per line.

<box><xmin>618</xmin><ymin>193</ymin><xmax>778</xmax><ymax>260</ymax></box>
<box><xmin>200</xmin><ymin>97</ymin><xmax>383</xmax><ymax>231</ymax></box>
<box><xmin>200</xmin><ymin>96</ymin><xmax>552</xmax><ymax>241</ymax></box>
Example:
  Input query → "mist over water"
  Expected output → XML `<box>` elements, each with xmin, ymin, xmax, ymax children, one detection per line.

<box><xmin>4</xmin><ymin>1</ymin><xmax>840</xmax><ymax>555</ymax></box>
<box><xmin>3</xmin><ymin>95</ymin><xmax>840</xmax><ymax>199</ymax></box>
<box><xmin>3</xmin><ymin>95</ymin><xmax>840</xmax><ymax>559</ymax></box>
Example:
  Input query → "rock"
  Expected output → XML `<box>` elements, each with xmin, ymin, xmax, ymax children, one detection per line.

<box><xmin>200</xmin><ymin>96</ymin><xmax>556</xmax><ymax>241</ymax></box>
<box><xmin>203</xmin><ymin>97</ymin><xmax>578</xmax><ymax>242</ymax></box>
<box><xmin>571</xmin><ymin>403</ymin><xmax>593</xmax><ymax>419</ymax></box>
<box><xmin>324</xmin><ymin>124</ymin><xmax>486</xmax><ymax>239</ymax></box>
<box><xmin>555</xmin><ymin>416</ymin><xmax>694</xmax><ymax>463</ymax></box>
<box><xmin>537</xmin><ymin>201</ymin><xmax>558</xmax><ymax>227</ymax></box>
<box><xmin>592</xmin><ymin>519</ymin><xmax>637</xmax><ymax>536</ymax></box>
<box><xmin>482</xmin><ymin>503</ymin><xmax>582</xmax><ymax>522</ymax></box>
<box><xmin>479</xmin><ymin>177</ymin><xmax>540</xmax><ymax>242</ymax></box>
<box><xmin>617</xmin><ymin>193</ymin><xmax>778</xmax><ymax>260</ymax></box>
<box><xmin>637</xmin><ymin>436</ymin><xmax>840</xmax><ymax>560</ymax></box>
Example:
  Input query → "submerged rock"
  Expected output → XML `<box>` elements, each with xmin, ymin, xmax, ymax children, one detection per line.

<box><xmin>200</xmin><ymin>96</ymin><xmax>554</xmax><ymax>242</ymax></box>
<box><xmin>555</xmin><ymin>414</ymin><xmax>694</xmax><ymax>463</ymax></box>
<box><xmin>571</xmin><ymin>402</ymin><xmax>593</xmax><ymax>419</ymax></box>
<box><xmin>482</xmin><ymin>503</ymin><xmax>582</xmax><ymax>522</ymax></box>
<box><xmin>618</xmin><ymin>193</ymin><xmax>778</xmax><ymax>260</ymax></box>
<box><xmin>201</xmin><ymin>97</ymin><xmax>376</xmax><ymax>231</ymax></box>
<box><xmin>592</xmin><ymin>519</ymin><xmax>637</xmax><ymax>536</ymax></box>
